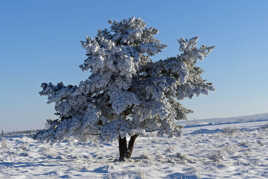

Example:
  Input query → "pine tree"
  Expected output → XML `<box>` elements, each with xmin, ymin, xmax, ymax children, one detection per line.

<box><xmin>34</xmin><ymin>17</ymin><xmax>215</xmax><ymax>161</ymax></box>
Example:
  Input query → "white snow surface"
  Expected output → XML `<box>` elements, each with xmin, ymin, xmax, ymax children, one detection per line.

<box><xmin>1</xmin><ymin>113</ymin><xmax>268</xmax><ymax>179</ymax></box>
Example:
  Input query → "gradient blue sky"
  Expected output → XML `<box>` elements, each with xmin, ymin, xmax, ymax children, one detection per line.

<box><xmin>1</xmin><ymin>0</ymin><xmax>268</xmax><ymax>131</ymax></box>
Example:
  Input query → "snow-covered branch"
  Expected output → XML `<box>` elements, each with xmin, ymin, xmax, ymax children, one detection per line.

<box><xmin>35</xmin><ymin>17</ymin><xmax>215</xmax><ymax>143</ymax></box>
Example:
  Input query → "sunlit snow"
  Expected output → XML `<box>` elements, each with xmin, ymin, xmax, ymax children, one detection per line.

<box><xmin>1</xmin><ymin>113</ymin><xmax>268</xmax><ymax>179</ymax></box>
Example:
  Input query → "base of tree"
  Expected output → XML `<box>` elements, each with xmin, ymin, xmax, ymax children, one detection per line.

<box><xmin>118</xmin><ymin>135</ymin><xmax>138</xmax><ymax>161</ymax></box>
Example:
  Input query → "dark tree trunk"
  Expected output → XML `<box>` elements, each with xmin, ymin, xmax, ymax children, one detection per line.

<box><xmin>118</xmin><ymin>136</ymin><xmax>127</xmax><ymax>161</ymax></box>
<box><xmin>126</xmin><ymin>134</ymin><xmax>138</xmax><ymax>158</ymax></box>
<box><xmin>118</xmin><ymin>135</ymin><xmax>138</xmax><ymax>161</ymax></box>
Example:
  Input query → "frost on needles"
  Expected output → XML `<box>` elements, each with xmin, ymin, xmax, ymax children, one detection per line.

<box><xmin>34</xmin><ymin>17</ymin><xmax>215</xmax><ymax>161</ymax></box>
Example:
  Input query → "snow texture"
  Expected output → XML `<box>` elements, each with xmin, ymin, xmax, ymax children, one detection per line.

<box><xmin>35</xmin><ymin>17</ymin><xmax>214</xmax><ymax>142</ymax></box>
<box><xmin>1</xmin><ymin>114</ymin><xmax>268</xmax><ymax>178</ymax></box>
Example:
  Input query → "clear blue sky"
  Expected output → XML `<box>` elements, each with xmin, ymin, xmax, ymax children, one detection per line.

<box><xmin>1</xmin><ymin>0</ymin><xmax>268</xmax><ymax>131</ymax></box>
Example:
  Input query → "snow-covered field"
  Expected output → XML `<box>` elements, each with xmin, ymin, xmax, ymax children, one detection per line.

<box><xmin>1</xmin><ymin>114</ymin><xmax>268</xmax><ymax>179</ymax></box>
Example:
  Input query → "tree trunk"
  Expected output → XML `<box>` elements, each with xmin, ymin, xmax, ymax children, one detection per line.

<box><xmin>126</xmin><ymin>134</ymin><xmax>138</xmax><ymax>158</ymax></box>
<box><xmin>118</xmin><ymin>135</ymin><xmax>138</xmax><ymax>161</ymax></box>
<box><xmin>118</xmin><ymin>136</ymin><xmax>127</xmax><ymax>161</ymax></box>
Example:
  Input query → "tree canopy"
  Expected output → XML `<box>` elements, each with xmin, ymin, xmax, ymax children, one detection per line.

<box><xmin>34</xmin><ymin>17</ymin><xmax>215</xmax><ymax>143</ymax></box>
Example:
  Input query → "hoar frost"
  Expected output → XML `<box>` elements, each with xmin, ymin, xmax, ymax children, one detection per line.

<box><xmin>35</xmin><ymin>17</ymin><xmax>215</xmax><ymax>144</ymax></box>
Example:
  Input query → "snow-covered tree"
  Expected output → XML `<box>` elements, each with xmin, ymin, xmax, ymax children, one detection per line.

<box><xmin>34</xmin><ymin>17</ymin><xmax>215</xmax><ymax>161</ymax></box>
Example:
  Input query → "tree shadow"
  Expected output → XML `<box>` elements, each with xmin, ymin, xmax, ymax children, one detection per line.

<box><xmin>92</xmin><ymin>165</ymin><xmax>109</xmax><ymax>173</ymax></box>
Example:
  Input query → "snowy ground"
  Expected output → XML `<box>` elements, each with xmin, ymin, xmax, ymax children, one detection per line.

<box><xmin>1</xmin><ymin>114</ymin><xmax>268</xmax><ymax>179</ymax></box>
